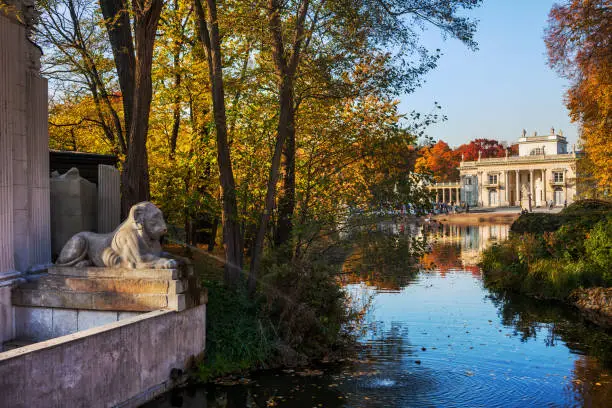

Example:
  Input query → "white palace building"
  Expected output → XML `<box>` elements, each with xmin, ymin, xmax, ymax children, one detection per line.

<box><xmin>429</xmin><ymin>129</ymin><xmax>580</xmax><ymax>209</ymax></box>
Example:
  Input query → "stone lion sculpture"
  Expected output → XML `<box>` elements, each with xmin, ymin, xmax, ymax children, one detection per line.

<box><xmin>56</xmin><ymin>201</ymin><xmax>177</xmax><ymax>269</ymax></box>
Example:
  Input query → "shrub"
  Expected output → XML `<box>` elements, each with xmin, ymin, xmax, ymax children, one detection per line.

<box><xmin>480</xmin><ymin>239</ymin><xmax>526</xmax><ymax>290</ymax></box>
<box><xmin>510</xmin><ymin>213</ymin><xmax>562</xmax><ymax>234</ymax></box>
<box><xmin>260</xmin><ymin>259</ymin><xmax>358</xmax><ymax>361</ymax></box>
<box><xmin>585</xmin><ymin>217</ymin><xmax>612</xmax><ymax>283</ymax></box>
<box><xmin>197</xmin><ymin>281</ymin><xmax>274</xmax><ymax>381</ymax></box>
<box><xmin>561</xmin><ymin>199</ymin><xmax>612</xmax><ymax>215</ymax></box>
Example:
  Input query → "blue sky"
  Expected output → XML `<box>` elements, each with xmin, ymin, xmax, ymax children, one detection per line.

<box><xmin>400</xmin><ymin>0</ymin><xmax>579</xmax><ymax>148</ymax></box>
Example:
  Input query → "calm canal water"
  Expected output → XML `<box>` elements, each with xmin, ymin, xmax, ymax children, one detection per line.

<box><xmin>147</xmin><ymin>222</ymin><xmax>612</xmax><ymax>408</ymax></box>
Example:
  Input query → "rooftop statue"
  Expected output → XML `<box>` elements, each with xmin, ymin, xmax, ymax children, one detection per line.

<box><xmin>56</xmin><ymin>201</ymin><xmax>177</xmax><ymax>269</ymax></box>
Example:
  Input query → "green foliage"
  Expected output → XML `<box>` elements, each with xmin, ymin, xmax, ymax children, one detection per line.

<box><xmin>197</xmin><ymin>281</ymin><xmax>273</xmax><ymax>381</ymax></box>
<box><xmin>510</xmin><ymin>213</ymin><xmax>563</xmax><ymax>234</ymax></box>
<box><xmin>259</xmin><ymin>257</ymin><xmax>359</xmax><ymax>360</ymax></box>
<box><xmin>481</xmin><ymin>200</ymin><xmax>612</xmax><ymax>301</ymax></box>
<box><xmin>196</xmin><ymin>252</ymin><xmax>363</xmax><ymax>380</ymax></box>
<box><xmin>561</xmin><ymin>199</ymin><xmax>612</xmax><ymax>215</ymax></box>
<box><xmin>510</xmin><ymin>199</ymin><xmax>612</xmax><ymax>235</ymax></box>
<box><xmin>585</xmin><ymin>218</ymin><xmax>612</xmax><ymax>282</ymax></box>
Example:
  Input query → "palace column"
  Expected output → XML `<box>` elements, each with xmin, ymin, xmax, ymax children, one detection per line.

<box><xmin>543</xmin><ymin>169</ymin><xmax>547</xmax><ymax>206</ymax></box>
<box><xmin>504</xmin><ymin>170</ymin><xmax>508</xmax><ymax>205</ymax></box>
<box><xmin>515</xmin><ymin>170</ymin><xmax>520</xmax><ymax>206</ymax></box>
<box><xmin>477</xmin><ymin>172</ymin><xmax>483</xmax><ymax>206</ymax></box>
<box><xmin>456</xmin><ymin>187</ymin><xmax>460</xmax><ymax>204</ymax></box>
<box><xmin>529</xmin><ymin>169</ymin><xmax>534</xmax><ymax>206</ymax></box>
<box><xmin>435</xmin><ymin>189</ymin><xmax>439</xmax><ymax>202</ymax></box>
<box><xmin>564</xmin><ymin>169</ymin><xmax>568</xmax><ymax>205</ymax></box>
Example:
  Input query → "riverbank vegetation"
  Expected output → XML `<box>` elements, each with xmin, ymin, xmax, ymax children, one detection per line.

<box><xmin>481</xmin><ymin>200</ymin><xmax>612</xmax><ymax>302</ymax></box>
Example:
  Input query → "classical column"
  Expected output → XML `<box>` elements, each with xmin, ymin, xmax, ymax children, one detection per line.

<box><xmin>543</xmin><ymin>169</ymin><xmax>547</xmax><ymax>206</ymax></box>
<box><xmin>515</xmin><ymin>170</ymin><xmax>520</xmax><ymax>206</ymax></box>
<box><xmin>564</xmin><ymin>169</ymin><xmax>568</xmax><ymax>205</ymax></box>
<box><xmin>504</xmin><ymin>170</ymin><xmax>508</xmax><ymax>205</ymax></box>
<box><xmin>456</xmin><ymin>187</ymin><xmax>460</xmax><ymax>204</ymax></box>
<box><xmin>0</xmin><ymin>16</ymin><xmax>16</xmax><ymax>276</ymax></box>
<box><xmin>442</xmin><ymin>188</ymin><xmax>446</xmax><ymax>203</ymax></box>
<box><xmin>436</xmin><ymin>189</ymin><xmax>439</xmax><ymax>203</ymax></box>
<box><xmin>26</xmin><ymin>56</ymin><xmax>51</xmax><ymax>271</ymax></box>
<box><xmin>478</xmin><ymin>172</ymin><xmax>483</xmax><ymax>206</ymax></box>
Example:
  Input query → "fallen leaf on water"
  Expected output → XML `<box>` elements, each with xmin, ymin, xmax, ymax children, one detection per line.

<box><xmin>297</xmin><ymin>369</ymin><xmax>324</xmax><ymax>377</ymax></box>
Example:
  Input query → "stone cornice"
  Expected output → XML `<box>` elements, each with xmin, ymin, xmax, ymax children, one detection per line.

<box><xmin>460</xmin><ymin>153</ymin><xmax>579</xmax><ymax>169</ymax></box>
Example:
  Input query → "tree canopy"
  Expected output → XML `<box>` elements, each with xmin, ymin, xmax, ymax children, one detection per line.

<box><xmin>39</xmin><ymin>0</ymin><xmax>482</xmax><ymax>287</ymax></box>
<box><xmin>545</xmin><ymin>0</ymin><xmax>611</xmax><ymax>192</ymax></box>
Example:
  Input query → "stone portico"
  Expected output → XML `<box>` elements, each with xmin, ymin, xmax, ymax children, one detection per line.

<box><xmin>460</xmin><ymin>132</ymin><xmax>578</xmax><ymax>208</ymax></box>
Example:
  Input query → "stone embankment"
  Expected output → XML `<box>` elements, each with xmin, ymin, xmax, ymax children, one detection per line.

<box><xmin>570</xmin><ymin>288</ymin><xmax>612</xmax><ymax>329</ymax></box>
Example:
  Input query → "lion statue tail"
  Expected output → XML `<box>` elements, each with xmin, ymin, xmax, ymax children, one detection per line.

<box><xmin>55</xmin><ymin>234</ymin><xmax>89</xmax><ymax>266</ymax></box>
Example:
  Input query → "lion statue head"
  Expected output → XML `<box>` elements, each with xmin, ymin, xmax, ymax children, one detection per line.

<box><xmin>129</xmin><ymin>201</ymin><xmax>169</xmax><ymax>241</ymax></box>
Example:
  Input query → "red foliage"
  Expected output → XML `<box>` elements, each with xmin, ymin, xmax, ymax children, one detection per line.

<box><xmin>456</xmin><ymin>138</ymin><xmax>507</xmax><ymax>161</ymax></box>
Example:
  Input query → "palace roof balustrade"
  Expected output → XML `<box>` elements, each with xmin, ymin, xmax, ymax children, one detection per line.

<box><xmin>460</xmin><ymin>152</ymin><xmax>579</xmax><ymax>168</ymax></box>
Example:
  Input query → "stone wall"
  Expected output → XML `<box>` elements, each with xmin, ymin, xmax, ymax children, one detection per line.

<box><xmin>0</xmin><ymin>4</ymin><xmax>51</xmax><ymax>346</ymax></box>
<box><xmin>0</xmin><ymin>305</ymin><xmax>206</xmax><ymax>408</ymax></box>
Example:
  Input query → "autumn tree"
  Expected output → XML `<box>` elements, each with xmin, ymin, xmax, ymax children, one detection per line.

<box><xmin>268</xmin><ymin>0</ymin><xmax>482</xmax><ymax>249</ymax></box>
<box><xmin>99</xmin><ymin>0</ymin><xmax>164</xmax><ymax>215</ymax></box>
<box><xmin>194</xmin><ymin>0</ymin><xmax>244</xmax><ymax>286</ymax></box>
<box><xmin>545</xmin><ymin>0</ymin><xmax>611</xmax><ymax>191</ymax></box>
<box><xmin>455</xmin><ymin>138</ymin><xmax>507</xmax><ymax>161</ymax></box>
<box><xmin>37</xmin><ymin>0</ymin><xmax>125</xmax><ymax>155</ymax></box>
<box><xmin>415</xmin><ymin>140</ymin><xmax>460</xmax><ymax>182</ymax></box>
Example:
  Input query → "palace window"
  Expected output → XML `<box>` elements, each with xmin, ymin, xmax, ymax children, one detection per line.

<box><xmin>530</xmin><ymin>147</ymin><xmax>544</xmax><ymax>155</ymax></box>
<box><xmin>553</xmin><ymin>172</ymin><xmax>564</xmax><ymax>183</ymax></box>
<box><xmin>488</xmin><ymin>174</ymin><xmax>498</xmax><ymax>184</ymax></box>
<box><xmin>464</xmin><ymin>177</ymin><xmax>472</xmax><ymax>186</ymax></box>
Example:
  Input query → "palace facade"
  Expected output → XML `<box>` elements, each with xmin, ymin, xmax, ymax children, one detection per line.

<box><xmin>460</xmin><ymin>131</ymin><xmax>578</xmax><ymax>208</ymax></box>
<box><xmin>429</xmin><ymin>130</ymin><xmax>580</xmax><ymax>208</ymax></box>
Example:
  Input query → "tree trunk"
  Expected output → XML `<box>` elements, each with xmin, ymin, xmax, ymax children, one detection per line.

<box><xmin>275</xmin><ymin>104</ymin><xmax>296</xmax><ymax>248</ymax></box>
<box><xmin>100</xmin><ymin>0</ymin><xmax>163</xmax><ymax>215</ymax></box>
<box><xmin>248</xmin><ymin>0</ymin><xmax>309</xmax><ymax>293</ymax></box>
<box><xmin>98</xmin><ymin>0</ymin><xmax>135</xmax><ymax>141</ymax></box>
<box><xmin>195</xmin><ymin>0</ymin><xmax>243</xmax><ymax>287</ymax></box>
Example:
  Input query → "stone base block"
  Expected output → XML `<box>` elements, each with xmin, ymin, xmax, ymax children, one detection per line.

<box><xmin>13</xmin><ymin>289</ymin><xmax>186</xmax><ymax>312</ymax></box>
<box><xmin>20</xmin><ymin>274</ymin><xmax>186</xmax><ymax>294</ymax></box>
<box><xmin>12</xmin><ymin>306</ymin><xmax>144</xmax><ymax>342</ymax></box>
<box><xmin>48</xmin><ymin>266</ymin><xmax>181</xmax><ymax>280</ymax></box>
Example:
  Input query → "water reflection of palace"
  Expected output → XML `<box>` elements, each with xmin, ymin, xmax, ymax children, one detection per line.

<box><xmin>423</xmin><ymin>223</ymin><xmax>511</xmax><ymax>272</ymax></box>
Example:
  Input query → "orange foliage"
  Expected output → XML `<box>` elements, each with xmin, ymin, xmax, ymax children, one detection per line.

<box><xmin>545</xmin><ymin>0</ymin><xmax>611</xmax><ymax>191</ymax></box>
<box><xmin>415</xmin><ymin>141</ymin><xmax>460</xmax><ymax>182</ymax></box>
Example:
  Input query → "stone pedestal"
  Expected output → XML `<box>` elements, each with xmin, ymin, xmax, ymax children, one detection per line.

<box><xmin>11</xmin><ymin>261</ymin><xmax>205</xmax><ymax>342</ymax></box>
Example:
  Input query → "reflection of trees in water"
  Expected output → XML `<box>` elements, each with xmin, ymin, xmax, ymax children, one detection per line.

<box><xmin>564</xmin><ymin>355</ymin><xmax>612</xmax><ymax>408</ymax></box>
<box><xmin>421</xmin><ymin>242</ymin><xmax>464</xmax><ymax>276</ymax></box>
<box><xmin>341</xmin><ymin>221</ymin><xmax>428</xmax><ymax>291</ymax></box>
<box><xmin>487</xmin><ymin>289</ymin><xmax>612</xmax><ymax>368</ymax></box>
<box><xmin>361</xmin><ymin>322</ymin><xmax>414</xmax><ymax>361</ymax></box>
